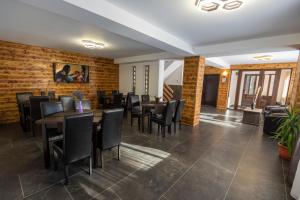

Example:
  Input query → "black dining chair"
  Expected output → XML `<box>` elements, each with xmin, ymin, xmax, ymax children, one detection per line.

<box><xmin>97</xmin><ymin>109</ymin><xmax>123</xmax><ymax>168</ymax></box>
<box><xmin>16</xmin><ymin>92</ymin><xmax>33</xmax><ymax>131</ymax></box>
<box><xmin>150</xmin><ymin>100</ymin><xmax>177</xmax><ymax>137</ymax></box>
<box><xmin>97</xmin><ymin>90</ymin><xmax>109</xmax><ymax>109</ymax></box>
<box><xmin>48</xmin><ymin>91</ymin><xmax>56</xmax><ymax>100</ymax></box>
<box><xmin>75</xmin><ymin>100</ymin><xmax>91</xmax><ymax>110</ymax></box>
<box><xmin>52</xmin><ymin>113</ymin><xmax>94</xmax><ymax>184</ymax></box>
<box><xmin>59</xmin><ymin>96</ymin><xmax>74</xmax><ymax>112</ymax></box>
<box><xmin>41</xmin><ymin>101</ymin><xmax>63</xmax><ymax>118</ymax></box>
<box><xmin>112</xmin><ymin>90</ymin><xmax>119</xmax><ymax>96</ymax></box>
<box><xmin>173</xmin><ymin>99</ymin><xmax>185</xmax><ymax>132</ymax></box>
<box><xmin>141</xmin><ymin>95</ymin><xmax>150</xmax><ymax>103</ymax></box>
<box><xmin>112</xmin><ymin>93</ymin><xmax>123</xmax><ymax>108</ymax></box>
<box><xmin>40</xmin><ymin>102</ymin><xmax>64</xmax><ymax>165</ymax></box>
<box><xmin>29</xmin><ymin>96</ymin><xmax>50</xmax><ymax>136</ymax></box>
<box><xmin>130</xmin><ymin>95</ymin><xmax>142</xmax><ymax>130</ymax></box>
<box><xmin>124</xmin><ymin>92</ymin><xmax>134</xmax><ymax>118</ymax></box>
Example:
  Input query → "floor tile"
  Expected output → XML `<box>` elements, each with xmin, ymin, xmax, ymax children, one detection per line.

<box><xmin>24</xmin><ymin>183</ymin><xmax>72</xmax><ymax>200</ymax></box>
<box><xmin>0</xmin><ymin>107</ymin><xmax>291</xmax><ymax>200</ymax></box>
<box><xmin>164</xmin><ymin>159</ymin><xmax>234</xmax><ymax>200</ymax></box>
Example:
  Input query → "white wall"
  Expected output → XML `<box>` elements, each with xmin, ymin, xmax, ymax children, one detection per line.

<box><xmin>165</xmin><ymin>64</ymin><xmax>183</xmax><ymax>85</ymax></box>
<box><xmin>276</xmin><ymin>69</ymin><xmax>291</xmax><ymax>104</ymax></box>
<box><xmin>158</xmin><ymin>60</ymin><xmax>165</xmax><ymax>97</ymax></box>
<box><xmin>119</xmin><ymin>61</ymin><xmax>160</xmax><ymax>98</ymax></box>
<box><xmin>227</xmin><ymin>70</ymin><xmax>238</xmax><ymax>108</ymax></box>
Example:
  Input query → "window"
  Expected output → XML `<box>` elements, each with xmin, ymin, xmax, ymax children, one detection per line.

<box><xmin>132</xmin><ymin>66</ymin><xmax>136</xmax><ymax>93</ymax></box>
<box><xmin>144</xmin><ymin>65</ymin><xmax>149</xmax><ymax>94</ymax></box>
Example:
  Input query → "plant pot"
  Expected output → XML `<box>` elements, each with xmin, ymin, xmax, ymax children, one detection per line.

<box><xmin>278</xmin><ymin>142</ymin><xmax>291</xmax><ymax>160</ymax></box>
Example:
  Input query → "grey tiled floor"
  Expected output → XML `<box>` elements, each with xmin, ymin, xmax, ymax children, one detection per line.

<box><xmin>0</xmin><ymin>107</ymin><xmax>292</xmax><ymax>200</ymax></box>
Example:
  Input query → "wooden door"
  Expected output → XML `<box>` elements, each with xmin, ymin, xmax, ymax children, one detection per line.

<box><xmin>202</xmin><ymin>75</ymin><xmax>220</xmax><ymax>107</ymax></box>
<box><xmin>241</xmin><ymin>74</ymin><xmax>260</xmax><ymax>107</ymax></box>
<box><xmin>259</xmin><ymin>70</ymin><xmax>280</xmax><ymax>108</ymax></box>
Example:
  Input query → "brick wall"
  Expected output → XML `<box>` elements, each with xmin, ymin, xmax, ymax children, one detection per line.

<box><xmin>182</xmin><ymin>56</ymin><xmax>205</xmax><ymax>126</ymax></box>
<box><xmin>204</xmin><ymin>66</ymin><xmax>230</xmax><ymax>110</ymax></box>
<box><xmin>290</xmin><ymin>54</ymin><xmax>300</xmax><ymax>108</ymax></box>
<box><xmin>0</xmin><ymin>40</ymin><xmax>119</xmax><ymax>123</ymax></box>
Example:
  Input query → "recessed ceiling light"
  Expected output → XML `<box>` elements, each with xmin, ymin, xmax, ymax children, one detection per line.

<box><xmin>195</xmin><ymin>0</ymin><xmax>243</xmax><ymax>12</ymax></box>
<box><xmin>82</xmin><ymin>40</ymin><xmax>105</xmax><ymax>49</ymax></box>
<box><xmin>253</xmin><ymin>55</ymin><xmax>274</xmax><ymax>61</ymax></box>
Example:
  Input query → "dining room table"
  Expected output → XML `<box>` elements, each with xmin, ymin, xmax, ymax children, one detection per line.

<box><xmin>35</xmin><ymin>109</ymin><xmax>103</xmax><ymax>169</ymax></box>
<box><xmin>140</xmin><ymin>101</ymin><xmax>167</xmax><ymax>132</ymax></box>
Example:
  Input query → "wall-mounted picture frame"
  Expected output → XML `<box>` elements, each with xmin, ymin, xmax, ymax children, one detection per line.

<box><xmin>53</xmin><ymin>63</ymin><xmax>89</xmax><ymax>83</ymax></box>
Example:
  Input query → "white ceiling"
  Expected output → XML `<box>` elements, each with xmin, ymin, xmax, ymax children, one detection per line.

<box><xmin>0</xmin><ymin>0</ymin><xmax>160</xmax><ymax>58</ymax></box>
<box><xmin>0</xmin><ymin>0</ymin><xmax>300</xmax><ymax>63</ymax></box>
<box><xmin>109</xmin><ymin>0</ymin><xmax>300</xmax><ymax>46</ymax></box>
<box><xmin>206</xmin><ymin>51</ymin><xmax>300</xmax><ymax>68</ymax></box>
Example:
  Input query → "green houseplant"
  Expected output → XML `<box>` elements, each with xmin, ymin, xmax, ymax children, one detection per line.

<box><xmin>273</xmin><ymin>108</ymin><xmax>300</xmax><ymax>160</ymax></box>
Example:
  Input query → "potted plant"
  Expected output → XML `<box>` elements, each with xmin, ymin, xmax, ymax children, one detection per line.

<box><xmin>273</xmin><ymin>108</ymin><xmax>300</xmax><ymax>160</ymax></box>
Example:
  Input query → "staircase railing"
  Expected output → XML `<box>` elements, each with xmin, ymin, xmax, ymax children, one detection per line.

<box><xmin>163</xmin><ymin>84</ymin><xmax>174</xmax><ymax>101</ymax></box>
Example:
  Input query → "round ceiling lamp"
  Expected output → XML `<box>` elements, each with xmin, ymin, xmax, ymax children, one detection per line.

<box><xmin>81</xmin><ymin>40</ymin><xmax>105</xmax><ymax>49</ymax></box>
<box><xmin>253</xmin><ymin>55</ymin><xmax>274</xmax><ymax>61</ymax></box>
<box><xmin>195</xmin><ymin>0</ymin><xmax>243</xmax><ymax>12</ymax></box>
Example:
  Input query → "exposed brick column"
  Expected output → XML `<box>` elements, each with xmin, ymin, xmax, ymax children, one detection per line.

<box><xmin>290</xmin><ymin>53</ymin><xmax>300</xmax><ymax>109</ymax></box>
<box><xmin>181</xmin><ymin>56</ymin><xmax>205</xmax><ymax>126</ymax></box>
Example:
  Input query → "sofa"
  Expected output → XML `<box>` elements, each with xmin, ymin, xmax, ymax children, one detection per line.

<box><xmin>263</xmin><ymin>105</ymin><xmax>288</xmax><ymax>135</ymax></box>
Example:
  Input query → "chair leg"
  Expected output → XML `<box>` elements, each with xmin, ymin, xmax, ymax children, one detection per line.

<box><xmin>53</xmin><ymin>151</ymin><xmax>58</xmax><ymax>171</ymax></box>
<box><xmin>168</xmin><ymin>125</ymin><xmax>171</xmax><ymax>134</ymax></box>
<box><xmin>150</xmin><ymin>120</ymin><xmax>152</xmax><ymax>133</ymax></box>
<box><xmin>158</xmin><ymin>125</ymin><xmax>160</xmax><ymax>134</ymax></box>
<box><xmin>179</xmin><ymin>120</ymin><xmax>182</xmax><ymax>130</ymax></box>
<box><xmin>141</xmin><ymin>116</ymin><xmax>144</xmax><ymax>132</ymax></box>
<box><xmin>64</xmin><ymin>165</ymin><xmax>69</xmax><ymax>185</ymax></box>
<box><xmin>174</xmin><ymin>122</ymin><xmax>176</xmax><ymax>133</ymax></box>
<box><xmin>26</xmin><ymin>117</ymin><xmax>31</xmax><ymax>132</ymax></box>
<box><xmin>31</xmin><ymin>121</ymin><xmax>35</xmax><ymax>137</ymax></box>
<box><xmin>54</xmin><ymin>160</ymin><xmax>58</xmax><ymax>171</ymax></box>
<box><xmin>100</xmin><ymin>150</ymin><xmax>103</xmax><ymax>168</ymax></box>
<box><xmin>138</xmin><ymin>117</ymin><xmax>141</xmax><ymax>131</ymax></box>
<box><xmin>148</xmin><ymin>116</ymin><xmax>150</xmax><ymax>132</ymax></box>
<box><xmin>89</xmin><ymin>156</ymin><xmax>92</xmax><ymax>175</ymax></box>
<box><xmin>162</xmin><ymin>126</ymin><xmax>166</xmax><ymax>137</ymax></box>
<box><xmin>117</xmin><ymin>145</ymin><xmax>120</xmax><ymax>160</ymax></box>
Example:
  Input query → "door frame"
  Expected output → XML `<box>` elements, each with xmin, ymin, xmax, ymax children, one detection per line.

<box><xmin>233</xmin><ymin>68</ymin><xmax>292</xmax><ymax>110</ymax></box>
<box><xmin>202</xmin><ymin>74</ymin><xmax>220</xmax><ymax>107</ymax></box>
<box><xmin>241</xmin><ymin>73</ymin><xmax>260</xmax><ymax>107</ymax></box>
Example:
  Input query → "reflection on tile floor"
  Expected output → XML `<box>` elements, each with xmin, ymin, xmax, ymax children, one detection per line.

<box><xmin>0</xmin><ymin>107</ymin><xmax>292</xmax><ymax>200</ymax></box>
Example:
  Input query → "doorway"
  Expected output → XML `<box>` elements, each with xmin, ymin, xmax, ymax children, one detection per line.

<box><xmin>202</xmin><ymin>74</ymin><xmax>220</xmax><ymax>107</ymax></box>
<box><xmin>241</xmin><ymin>74</ymin><xmax>260</xmax><ymax>107</ymax></box>
<box><xmin>228</xmin><ymin>69</ymin><xmax>292</xmax><ymax>109</ymax></box>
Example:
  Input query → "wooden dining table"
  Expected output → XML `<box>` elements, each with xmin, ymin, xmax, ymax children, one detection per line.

<box><xmin>35</xmin><ymin>109</ymin><xmax>103</xmax><ymax>169</ymax></box>
<box><xmin>140</xmin><ymin>101</ymin><xmax>166</xmax><ymax>132</ymax></box>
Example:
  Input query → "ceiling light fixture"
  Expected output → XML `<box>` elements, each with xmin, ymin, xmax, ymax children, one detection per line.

<box><xmin>223</xmin><ymin>0</ymin><xmax>243</xmax><ymax>10</ymax></box>
<box><xmin>253</xmin><ymin>55</ymin><xmax>274</xmax><ymax>61</ymax></box>
<box><xmin>82</xmin><ymin>40</ymin><xmax>105</xmax><ymax>49</ymax></box>
<box><xmin>195</xmin><ymin>0</ymin><xmax>243</xmax><ymax>12</ymax></box>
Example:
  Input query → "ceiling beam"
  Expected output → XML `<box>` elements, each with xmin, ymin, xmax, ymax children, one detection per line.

<box><xmin>194</xmin><ymin>33</ymin><xmax>300</xmax><ymax>57</ymax></box>
<box><xmin>114</xmin><ymin>52</ymin><xmax>181</xmax><ymax>64</ymax></box>
<box><xmin>19</xmin><ymin>0</ymin><xmax>195</xmax><ymax>56</ymax></box>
